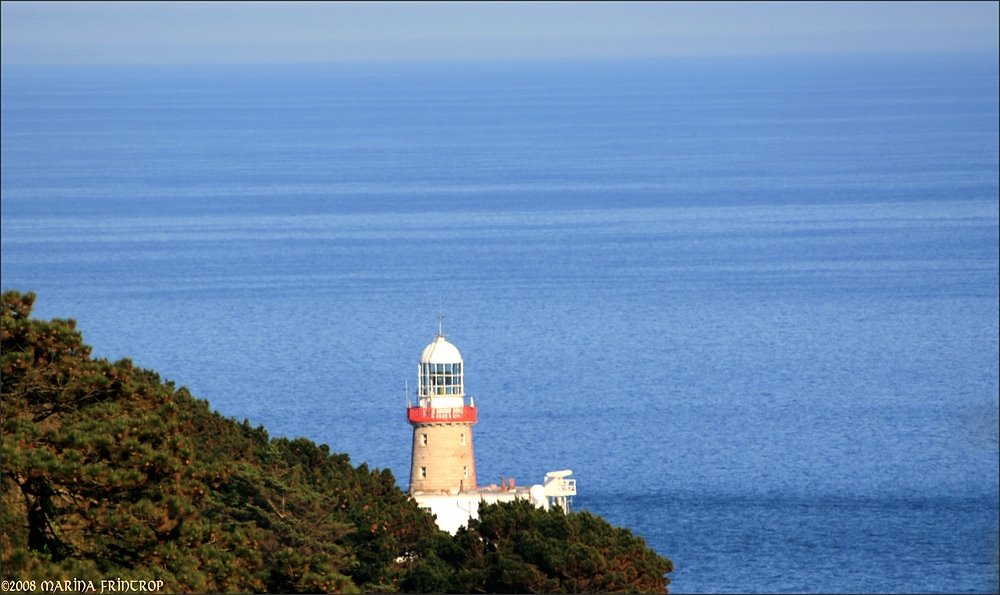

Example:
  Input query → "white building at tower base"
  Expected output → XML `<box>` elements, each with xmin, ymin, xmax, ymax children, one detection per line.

<box><xmin>412</xmin><ymin>471</ymin><xmax>577</xmax><ymax>535</ymax></box>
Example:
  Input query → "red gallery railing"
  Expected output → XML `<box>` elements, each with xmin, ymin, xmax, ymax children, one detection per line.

<box><xmin>407</xmin><ymin>405</ymin><xmax>478</xmax><ymax>424</ymax></box>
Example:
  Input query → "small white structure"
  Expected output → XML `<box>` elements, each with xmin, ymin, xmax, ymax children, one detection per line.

<box><xmin>543</xmin><ymin>470</ymin><xmax>578</xmax><ymax>512</ymax></box>
<box><xmin>406</xmin><ymin>321</ymin><xmax>577</xmax><ymax>533</ymax></box>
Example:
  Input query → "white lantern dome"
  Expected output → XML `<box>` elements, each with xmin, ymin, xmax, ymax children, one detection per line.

<box><xmin>420</xmin><ymin>335</ymin><xmax>464</xmax><ymax>365</ymax></box>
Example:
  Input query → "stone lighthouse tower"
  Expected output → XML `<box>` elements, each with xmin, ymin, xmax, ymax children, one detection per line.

<box><xmin>407</xmin><ymin>323</ymin><xmax>477</xmax><ymax>494</ymax></box>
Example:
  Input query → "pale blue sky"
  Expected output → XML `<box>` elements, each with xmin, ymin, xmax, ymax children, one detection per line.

<box><xmin>2</xmin><ymin>1</ymin><xmax>998</xmax><ymax>65</ymax></box>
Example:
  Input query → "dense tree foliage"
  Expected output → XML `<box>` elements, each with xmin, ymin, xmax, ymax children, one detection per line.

<box><xmin>2</xmin><ymin>291</ymin><xmax>672</xmax><ymax>593</ymax></box>
<box><xmin>406</xmin><ymin>500</ymin><xmax>673</xmax><ymax>593</ymax></box>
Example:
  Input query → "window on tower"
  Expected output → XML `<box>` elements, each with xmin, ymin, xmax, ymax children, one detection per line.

<box><xmin>420</xmin><ymin>467</ymin><xmax>427</xmax><ymax>479</ymax></box>
<box><xmin>421</xmin><ymin>433</ymin><xmax>427</xmax><ymax>446</ymax></box>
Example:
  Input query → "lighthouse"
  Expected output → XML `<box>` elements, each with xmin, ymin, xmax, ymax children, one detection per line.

<box><xmin>407</xmin><ymin>328</ymin><xmax>478</xmax><ymax>494</ymax></box>
<box><xmin>405</xmin><ymin>318</ymin><xmax>578</xmax><ymax>534</ymax></box>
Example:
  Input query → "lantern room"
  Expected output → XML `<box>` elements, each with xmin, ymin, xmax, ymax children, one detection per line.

<box><xmin>419</xmin><ymin>335</ymin><xmax>465</xmax><ymax>399</ymax></box>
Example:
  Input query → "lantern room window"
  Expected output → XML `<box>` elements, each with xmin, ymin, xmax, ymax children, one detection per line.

<box><xmin>419</xmin><ymin>361</ymin><xmax>463</xmax><ymax>396</ymax></box>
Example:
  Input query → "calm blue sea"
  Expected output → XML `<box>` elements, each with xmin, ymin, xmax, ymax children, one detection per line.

<box><xmin>2</xmin><ymin>54</ymin><xmax>998</xmax><ymax>593</ymax></box>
